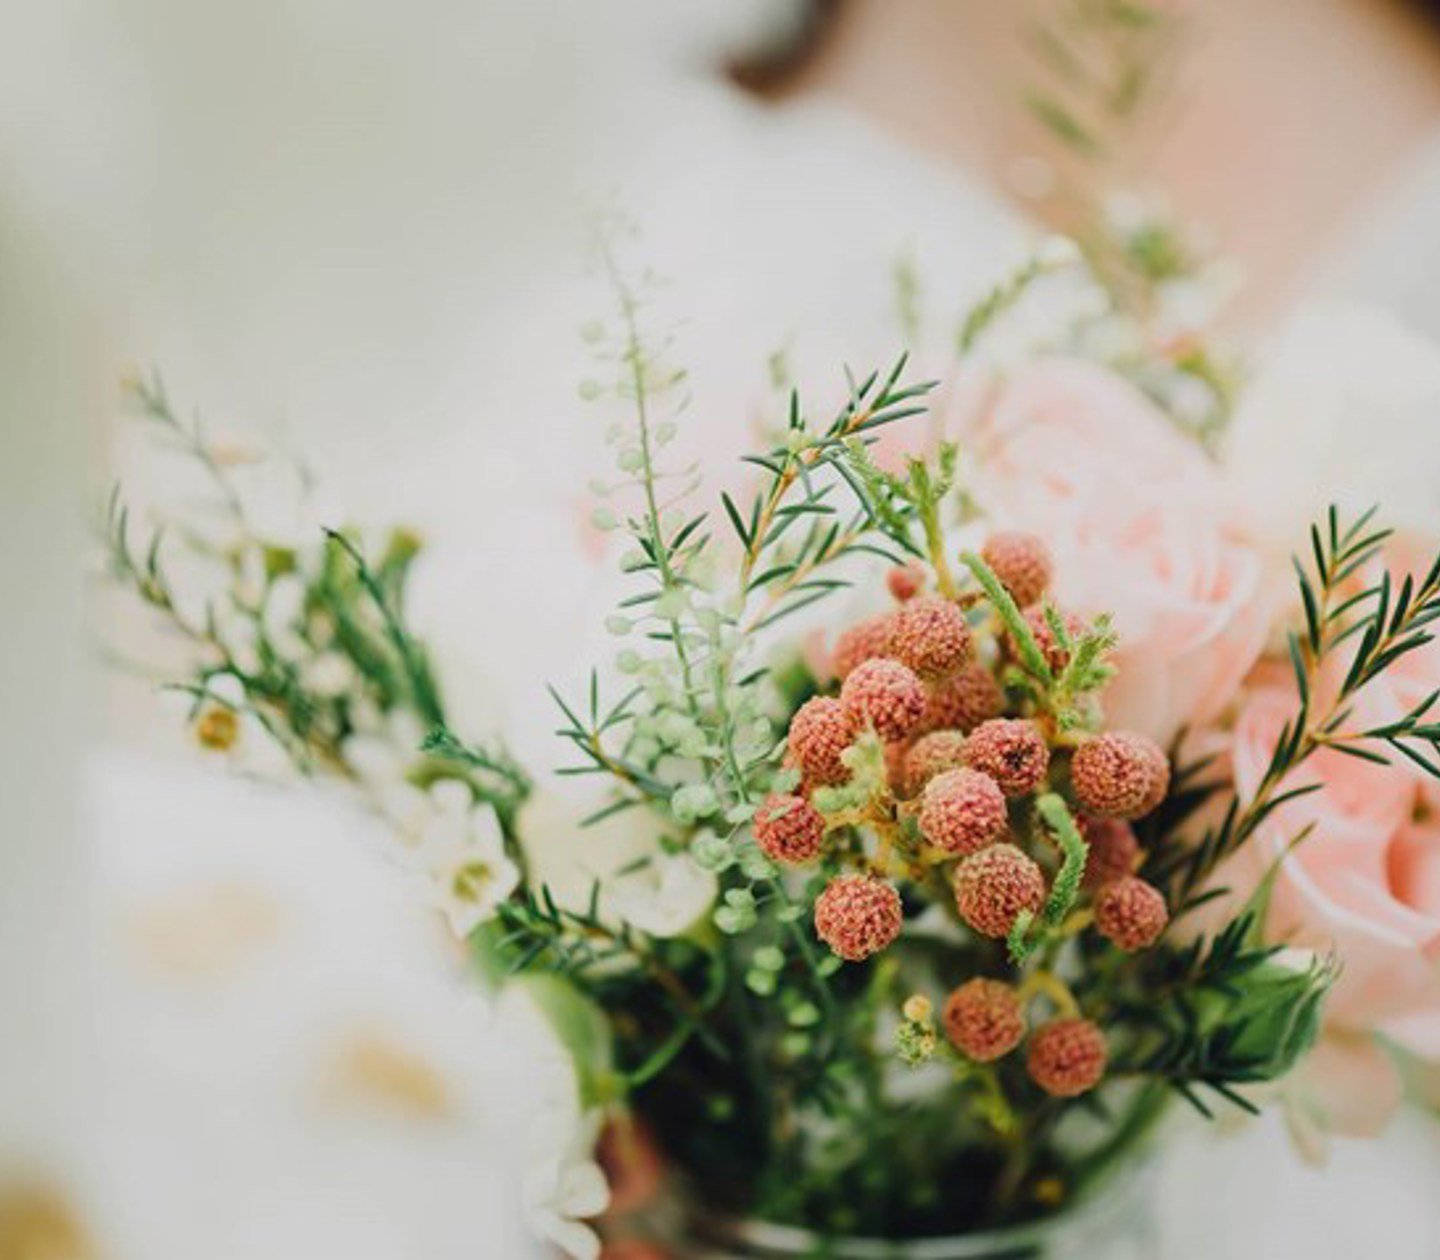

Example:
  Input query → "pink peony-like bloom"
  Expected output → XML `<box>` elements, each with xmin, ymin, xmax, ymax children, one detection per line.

<box><xmin>1226</xmin><ymin>675</ymin><xmax>1440</xmax><ymax>1141</ymax></box>
<box><xmin>963</xmin><ymin>358</ymin><xmax>1270</xmax><ymax>745</ymax></box>
<box><xmin>943</xmin><ymin>978</ymin><xmax>1026</xmax><ymax>1062</ymax></box>
<box><xmin>918</xmin><ymin>664</ymin><xmax>1004</xmax><ymax>735</ymax></box>
<box><xmin>814</xmin><ymin>875</ymin><xmax>903</xmax><ymax>962</ymax></box>
<box><xmin>887</xmin><ymin>596</ymin><xmax>973</xmax><ymax>680</ymax></box>
<box><xmin>841</xmin><ymin>659</ymin><xmax>927</xmax><ymax>743</ymax></box>
<box><xmin>964</xmin><ymin>718</ymin><xmax>1050</xmax><ymax>798</ymax></box>
<box><xmin>919</xmin><ymin>768</ymin><xmax>1008</xmax><ymax>856</ymax></box>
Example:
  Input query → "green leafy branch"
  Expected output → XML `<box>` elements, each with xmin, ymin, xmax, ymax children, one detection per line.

<box><xmin>1112</xmin><ymin>913</ymin><xmax>1332</xmax><ymax>1118</ymax></box>
<box><xmin>1154</xmin><ymin>506</ymin><xmax>1440</xmax><ymax>906</ymax></box>
<box><xmin>961</xmin><ymin>551</ymin><xmax>1116</xmax><ymax>728</ymax></box>
<box><xmin>322</xmin><ymin>529</ymin><xmax>447</xmax><ymax>728</ymax></box>
<box><xmin>491</xmin><ymin>885</ymin><xmax>730</xmax><ymax>1080</ymax></box>
<box><xmin>727</xmin><ymin>357</ymin><xmax>940</xmax><ymax>612</ymax></box>
<box><xmin>1007</xmin><ymin>793</ymin><xmax>1089</xmax><ymax>964</ymax></box>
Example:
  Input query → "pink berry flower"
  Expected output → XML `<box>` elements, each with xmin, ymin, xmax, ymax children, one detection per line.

<box><xmin>918</xmin><ymin>664</ymin><xmax>1005</xmax><ymax>735</ymax></box>
<box><xmin>887</xmin><ymin>596</ymin><xmax>973</xmax><ymax>680</ymax></box>
<box><xmin>964</xmin><ymin>718</ymin><xmax>1050</xmax><ymax>797</ymax></box>
<box><xmin>982</xmin><ymin>531</ymin><xmax>1053</xmax><ymax>609</ymax></box>
<box><xmin>953</xmin><ymin>843</ymin><xmax>1046</xmax><ymax>938</ymax></box>
<box><xmin>841</xmin><ymin>659</ymin><xmax>926</xmax><ymax>742</ymax></box>
<box><xmin>1027</xmin><ymin>1017</ymin><xmax>1108</xmax><ymax>1097</ymax></box>
<box><xmin>1071</xmin><ymin>731</ymin><xmax>1170</xmax><ymax>820</ymax></box>
<box><xmin>902</xmin><ymin>730</ymin><xmax>969</xmax><ymax>797</ymax></box>
<box><xmin>832</xmin><ymin>615</ymin><xmax>894</xmax><ymax>681</ymax></box>
<box><xmin>887</xmin><ymin>563</ymin><xmax>926</xmax><ymax>602</ymax></box>
<box><xmin>943</xmin><ymin>978</ymin><xmax>1027</xmax><ymax>1062</ymax></box>
<box><xmin>1094</xmin><ymin>876</ymin><xmax>1169</xmax><ymax>951</ymax></box>
<box><xmin>919</xmin><ymin>768</ymin><xmax>1008</xmax><ymax>856</ymax></box>
<box><xmin>1078</xmin><ymin>816</ymin><xmax>1141</xmax><ymax>890</ymax></box>
<box><xmin>753</xmin><ymin>794</ymin><xmax>826</xmax><ymax>865</ymax></box>
<box><xmin>787</xmin><ymin>696</ymin><xmax>858</xmax><ymax>787</ymax></box>
<box><xmin>814</xmin><ymin>875</ymin><xmax>903</xmax><ymax>962</ymax></box>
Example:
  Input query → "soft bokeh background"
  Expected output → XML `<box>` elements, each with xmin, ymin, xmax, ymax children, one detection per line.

<box><xmin>4</xmin><ymin>2</ymin><xmax>1440</xmax><ymax>1256</ymax></box>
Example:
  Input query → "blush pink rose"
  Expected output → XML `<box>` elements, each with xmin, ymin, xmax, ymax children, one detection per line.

<box><xmin>1229</xmin><ymin>677</ymin><xmax>1440</xmax><ymax>1138</ymax></box>
<box><xmin>965</xmin><ymin>359</ymin><xmax>1271</xmax><ymax>744</ymax></box>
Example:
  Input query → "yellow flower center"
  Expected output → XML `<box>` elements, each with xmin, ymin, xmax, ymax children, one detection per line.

<box><xmin>452</xmin><ymin>861</ymin><xmax>495</xmax><ymax>904</ymax></box>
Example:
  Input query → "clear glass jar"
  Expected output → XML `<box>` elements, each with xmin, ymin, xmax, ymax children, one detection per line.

<box><xmin>653</xmin><ymin>1163</ymin><xmax>1157</xmax><ymax>1260</ymax></box>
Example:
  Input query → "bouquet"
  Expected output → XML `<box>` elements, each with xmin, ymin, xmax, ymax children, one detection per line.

<box><xmin>106</xmin><ymin>226</ymin><xmax>1440</xmax><ymax>1256</ymax></box>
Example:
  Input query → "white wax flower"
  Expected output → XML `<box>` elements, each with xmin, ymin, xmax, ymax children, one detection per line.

<box><xmin>411</xmin><ymin>781</ymin><xmax>520</xmax><ymax>939</ymax></box>
<box><xmin>521</xmin><ymin>1104</ymin><xmax>610</xmax><ymax>1260</ymax></box>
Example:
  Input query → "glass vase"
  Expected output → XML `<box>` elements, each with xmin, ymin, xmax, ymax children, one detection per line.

<box><xmin>646</xmin><ymin>1162</ymin><xmax>1158</xmax><ymax>1260</ymax></box>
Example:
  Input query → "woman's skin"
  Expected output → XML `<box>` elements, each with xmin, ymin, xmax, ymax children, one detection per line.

<box><xmin>788</xmin><ymin>0</ymin><xmax>1440</xmax><ymax>323</ymax></box>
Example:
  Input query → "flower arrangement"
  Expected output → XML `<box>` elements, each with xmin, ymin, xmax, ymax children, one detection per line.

<box><xmin>105</xmin><ymin>231</ymin><xmax>1440</xmax><ymax>1256</ymax></box>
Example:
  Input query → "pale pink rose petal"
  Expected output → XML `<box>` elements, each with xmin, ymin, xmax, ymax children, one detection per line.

<box><xmin>1390</xmin><ymin>821</ymin><xmax>1440</xmax><ymax>954</ymax></box>
<box><xmin>1230</xmin><ymin>681</ymin><xmax>1438</xmax><ymax>1042</ymax></box>
<box><xmin>1288</xmin><ymin>1030</ymin><xmax>1404</xmax><ymax>1146</ymax></box>
<box><xmin>966</xmin><ymin>358</ymin><xmax>1267</xmax><ymax>744</ymax></box>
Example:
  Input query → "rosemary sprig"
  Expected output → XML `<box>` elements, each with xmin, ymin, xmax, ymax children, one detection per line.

<box><xmin>1153</xmin><ymin>505</ymin><xmax>1440</xmax><ymax>907</ymax></box>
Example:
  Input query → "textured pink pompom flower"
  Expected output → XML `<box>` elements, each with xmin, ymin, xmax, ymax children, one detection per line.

<box><xmin>953</xmin><ymin>843</ymin><xmax>1046</xmax><ymax>938</ymax></box>
<box><xmin>1094</xmin><ymin>876</ymin><xmax>1169</xmax><ymax>951</ymax></box>
<box><xmin>964</xmin><ymin>718</ymin><xmax>1050</xmax><ymax>797</ymax></box>
<box><xmin>787</xmin><ymin>696</ymin><xmax>858</xmax><ymax>787</ymax></box>
<box><xmin>841</xmin><ymin>659</ymin><xmax>927</xmax><ymax>742</ymax></box>
<box><xmin>902</xmin><ymin>730</ymin><xmax>969</xmax><ymax>797</ymax></box>
<box><xmin>919</xmin><ymin>768</ymin><xmax>1008</xmax><ymax>856</ymax></box>
<box><xmin>1071</xmin><ymin>731</ymin><xmax>1170</xmax><ymax>819</ymax></box>
<box><xmin>943</xmin><ymin>978</ymin><xmax>1027</xmax><ymax>1062</ymax></box>
<box><xmin>814</xmin><ymin>875</ymin><xmax>903</xmax><ymax>961</ymax></box>
<box><xmin>831</xmin><ymin>615</ymin><xmax>894</xmax><ymax>681</ymax></box>
<box><xmin>753</xmin><ymin>794</ymin><xmax>826</xmax><ymax>865</ymax></box>
<box><xmin>1078</xmin><ymin>816</ymin><xmax>1141</xmax><ymax>890</ymax></box>
<box><xmin>918</xmin><ymin>664</ymin><xmax>1005</xmax><ymax>735</ymax></box>
<box><xmin>1027</xmin><ymin>1017</ymin><xmax>1108</xmax><ymax>1097</ymax></box>
<box><xmin>982</xmin><ymin>531</ymin><xmax>1053</xmax><ymax>609</ymax></box>
<box><xmin>887</xmin><ymin>563</ymin><xmax>926</xmax><ymax>602</ymax></box>
<box><xmin>887</xmin><ymin>596</ymin><xmax>973</xmax><ymax>680</ymax></box>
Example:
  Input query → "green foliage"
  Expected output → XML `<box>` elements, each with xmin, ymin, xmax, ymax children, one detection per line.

<box><xmin>1151</xmin><ymin>505</ymin><xmax>1440</xmax><ymax>908</ymax></box>
<box><xmin>105</xmin><ymin>375</ymin><xmax>525</xmax><ymax>813</ymax></box>
<box><xmin>962</xmin><ymin>550</ymin><xmax>1053</xmax><ymax>683</ymax></box>
<box><xmin>1113</xmin><ymin>913</ymin><xmax>1333</xmax><ymax>1118</ymax></box>
<box><xmin>107</xmin><ymin>238</ymin><xmax>1440</xmax><ymax>1243</ymax></box>
<box><xmin>1008</xmin><ymin>794</ymin><xmax>1089</xmax><ymax>964</ymax></box>
<box><xmin>956</xmin><ymin>245</ymin><xmax>1080</xmax><ymax>354</ymax></box>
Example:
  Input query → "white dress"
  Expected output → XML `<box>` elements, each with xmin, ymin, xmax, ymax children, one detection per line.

<box><xmin>4</xmin><ymin>3</ymin><xmax>1439</xmax><ymax>1256</ymax></box>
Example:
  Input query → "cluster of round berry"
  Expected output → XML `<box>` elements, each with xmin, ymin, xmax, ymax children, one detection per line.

<box><xmin>750</xmin><ymin>531</ymin><xmax>1177</xmax><ymax>1097</ymax></box>
<box><xmin>940</xmin><ymin>979</ymin><xmax>1107</xmax><ymax>1098</ymax></box>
